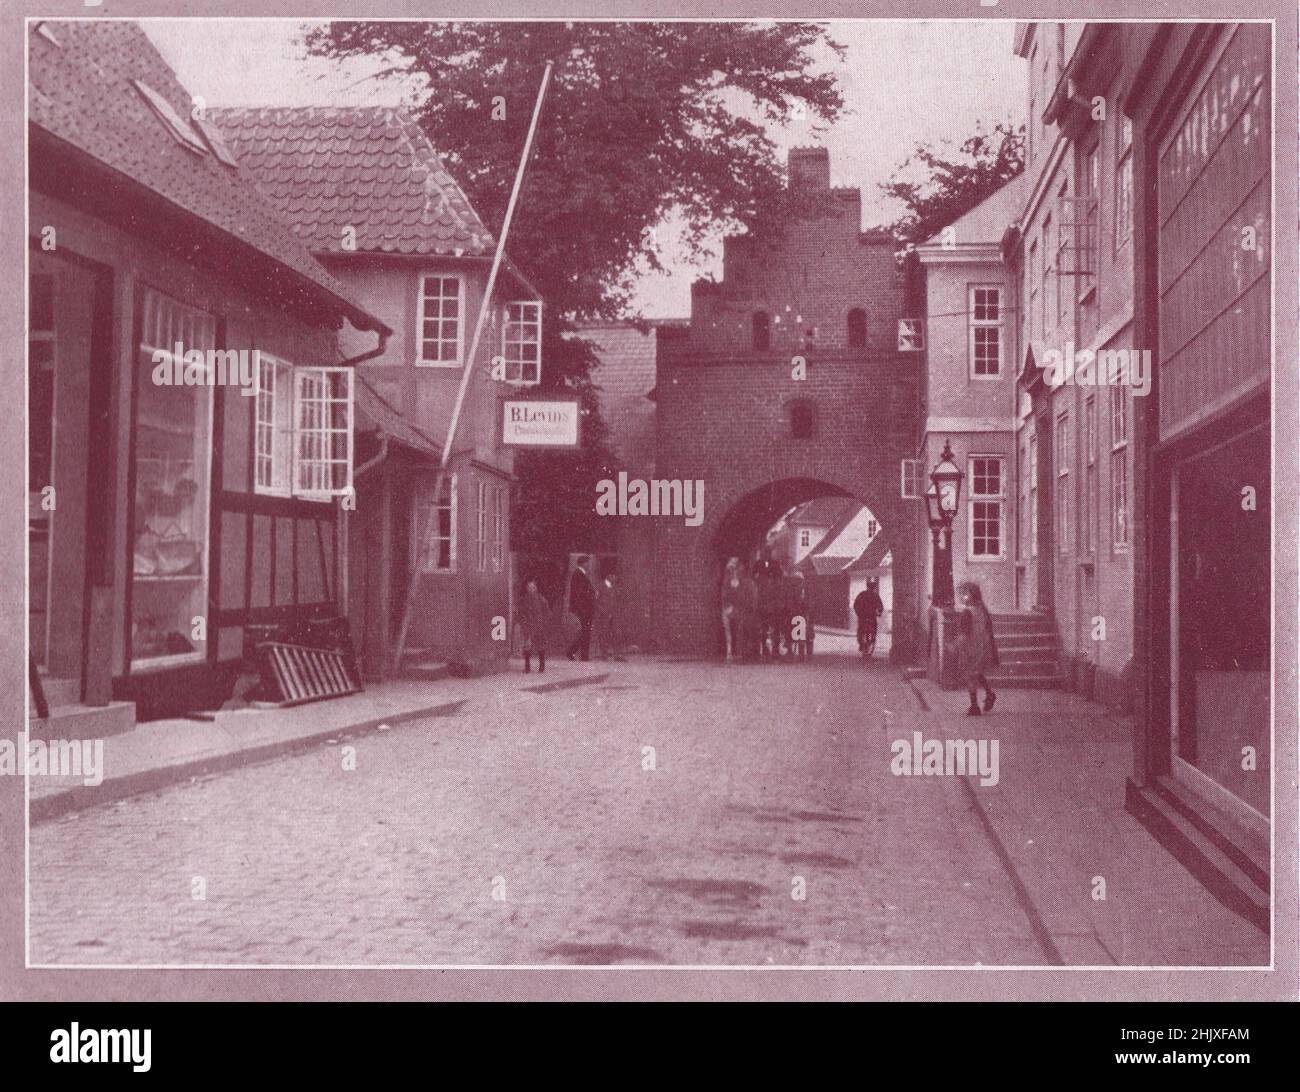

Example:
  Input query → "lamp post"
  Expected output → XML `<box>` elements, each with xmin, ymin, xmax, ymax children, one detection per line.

<box><xmin>925</xmin><ymin>440</ymin><xmax>964</xmax><ymax>608</ymax></box>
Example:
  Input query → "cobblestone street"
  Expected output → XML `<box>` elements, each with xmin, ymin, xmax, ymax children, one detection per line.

<box><xmin>29</xmin><ymin>653</ymin><xmax>1268</xmax><ymax>967</ymax></box>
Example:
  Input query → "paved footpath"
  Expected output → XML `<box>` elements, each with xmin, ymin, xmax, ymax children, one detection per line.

<box><xmin>28</xmin><ymin>654</ymin><xmax>1268</xmax><ymax>966</ymax></box>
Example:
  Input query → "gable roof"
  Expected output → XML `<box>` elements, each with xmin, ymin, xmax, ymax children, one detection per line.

<box><xmin>921</xmin><ymin>172</ymin><xmax>1030</xmax><ymax>248</ymax></box>
<box><xmin>210</xmin><ymin>106</ymin><xmax>495</xmax><ymax>258</ymax></box>
<box><xmin>790</xmin><ymin>496</ymin><xmax>856</xmax><ymax>529</ymax></box>
<box><xmin>845</xmin><ymin>535</ymin><xmax>892</xmax><ymax>574</ymax></box>
<box><xmin>27</xmin><ymin>21</ymin><xmax>384</xmax><ymax>333</ymax></box>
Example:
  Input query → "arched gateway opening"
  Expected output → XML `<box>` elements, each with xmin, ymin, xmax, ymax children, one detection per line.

<box><xmin>711</xmin><ymin>478</ymin><xmax>897</xmax><ymax>659</ymax></box>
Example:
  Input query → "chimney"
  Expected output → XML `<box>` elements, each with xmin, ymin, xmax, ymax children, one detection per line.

<box><xmin>788</xmin><ymin>146</ymin><xmax>830</xmax><ymax>190</ymax></box>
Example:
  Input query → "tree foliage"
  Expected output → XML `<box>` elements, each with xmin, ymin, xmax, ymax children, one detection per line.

<box><xmin>879</xmin><ymin>122</ymin><xmax>1025</xmax><ymax>248</ymax></box>
<box><xmin>305</xmin><ymin>21</ymin><xmax>845</xmax><ymax>558</ymax></box>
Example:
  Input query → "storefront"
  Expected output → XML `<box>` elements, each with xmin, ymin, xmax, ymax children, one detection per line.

<box><xmin>1127</xmin><ymin>21</ymin><xmax>1270</xmax><ymax>928</ymax></box>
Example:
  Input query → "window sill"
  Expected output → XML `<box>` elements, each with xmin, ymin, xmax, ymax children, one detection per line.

<box><xmin>415</xmin><ymin>359</ymin><xmax>462</xmax><ymax>369</ymax></box>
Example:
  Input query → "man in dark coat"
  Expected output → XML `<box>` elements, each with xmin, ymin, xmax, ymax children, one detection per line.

<box><xmin>853</xmin><ymin>579</ymin><xmax>884</xmax><ymax>656</ymax></box>
<box><xmin>566</xmin><ymin>555</ymin><xmax>596</xmax><ymax>662</ymax></box>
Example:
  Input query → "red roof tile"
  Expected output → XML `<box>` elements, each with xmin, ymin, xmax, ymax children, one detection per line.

<box><xmin>28</xmin><ymin>21</ymin><xmax>382</xmax><ymax>331</ymax></box>
<box><xmin>210</xmin><ymin>106</ymin><xmax>494</xmax><ymax>257</ymax></box>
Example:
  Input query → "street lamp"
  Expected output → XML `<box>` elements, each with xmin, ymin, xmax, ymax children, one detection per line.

<box><xmin>927</xmin><ymin>440</ymin><xmax>964</xmax><ymax>608</ymax></box>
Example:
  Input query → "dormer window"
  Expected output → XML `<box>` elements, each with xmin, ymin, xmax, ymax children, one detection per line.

<box><xmin>752</xmin><ymin>311</ymin><xmax>771</xmax><ymax>351</ymax></box>
<box><xmin>501</xmin><ymin>301</ymin><xmax>542</xmax><ymax>384</ymax></box>
<box><xmin>847</xmin><ymin>308</ymin><xmax>867</xmax><ymax>348</ymax></box>
<box><xmin>132</xmin><ymin>80</ymin><xmax>207</xmax><ymax>156</ymax></box>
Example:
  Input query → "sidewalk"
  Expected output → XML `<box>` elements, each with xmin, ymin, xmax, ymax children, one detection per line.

<box><xmin>901</xmin><ymin>676</ymin><xmax>1268</xmax><ymax>965</ymax></box>
<box><xmin>28</xmin><ymin>659</ymin><xmax>612</xmax><ymax>822</ymax></box>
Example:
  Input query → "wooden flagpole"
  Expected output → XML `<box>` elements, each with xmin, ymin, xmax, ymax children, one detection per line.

<box><xmin>392</xmin><ymin>61</ymin><xmax>554</xmax><ymax>672</ymax></box>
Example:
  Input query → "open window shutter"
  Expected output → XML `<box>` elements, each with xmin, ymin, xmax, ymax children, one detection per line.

<box><xmin>293</xmin><ymin>366</ymin><xmax>354</xmax><ymax>498</ymax></box>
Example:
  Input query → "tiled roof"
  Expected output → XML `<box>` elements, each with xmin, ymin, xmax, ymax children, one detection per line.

<box><xmin>210</xmin><ymin>106</ymin><xmax>494</xmax><ymax>257</ymax></box>
<box><xmin>27</xmin><ymin>21</ymin><xmax>383</xmax><ymax>331</ymax></box>
<box><xmin>790</xmin><ymin>496</ymin><xmax>855</xmax><ymax>529</ymax></box>
<box><xmin>845</xmin><ymin>535</ymin><xmax>892</xmax><ymax>574</ymax></box>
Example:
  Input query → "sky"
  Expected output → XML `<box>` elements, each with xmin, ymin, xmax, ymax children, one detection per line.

<box><xmin>145</xmin><ymin>19</ymin><xmax>1025</xmax><ymax>318</ymax></box>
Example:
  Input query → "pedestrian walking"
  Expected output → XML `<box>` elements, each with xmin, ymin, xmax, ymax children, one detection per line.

<box><xmin>958</xmin><ymin>581</ymin><xmax>999</xmax><ymax>715</ymax></box>
<box><xmin>853</xmin><ymin>579</ymin><xmax>884</xmax><ymax>658</ymax></box>
<box><xmin>720</xmin><ymin>557</ymin><xmax>744</xmax><ymax>662</ymax></box>
<box><xmin>519</xmin><ymin>580</ymin><xmax>552</xmax><ymax>674</ymax></box>
<box><xmin>566</xmin><ymin>556</ymin><xmax>596</xmax><ymax>661</ymax></box>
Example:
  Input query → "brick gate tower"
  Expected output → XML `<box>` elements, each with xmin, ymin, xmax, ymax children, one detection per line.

<box><xmin>651</xmin><ymin>148</ymin><xmax>923</xmax><ymax>660</ymax></box>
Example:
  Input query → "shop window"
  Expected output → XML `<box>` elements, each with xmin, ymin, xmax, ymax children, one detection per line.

<box><xmin>131</xmin><ymin>287</ymin><xmax>216</xmax><ymax>669</ymax></box>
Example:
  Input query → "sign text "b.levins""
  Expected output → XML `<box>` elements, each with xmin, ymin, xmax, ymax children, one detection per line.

<box><xmin>596</xmin><ymin>472</ymin><xmax>704</xmax><ymax>527</ymax></box>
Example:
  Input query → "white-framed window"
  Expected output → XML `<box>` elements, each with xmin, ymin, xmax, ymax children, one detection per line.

<box><xmin>1079</xmin><ymin>141</ymin><xmax>1101</xmax><ymax>299</ymax></box>
<box><xmin>500</xmin><ymin>301</ymin><xmax>542</xmax><ymax>384</ymax></box>
<box><xmin>969</xmin><ymin>286</ymin><xmax>1002</xmax><ymax>377</ymax></box>
<box><xmin>1115</xmin><ymin>113</ymin><xmax>1134</xmax><ymax>252</ymax></box>
<box><xmin>254</xmin><ymin>356</ymin><xmax>353</xmax><ymax>499</ymax></box>
<box><xmin>492</xmin><ymin>484</ymin><xmax>504</xmax><ymax>572</ymax></box>
<box><xmin>1029</xmin><ymin>432</ymin><xmax>1039</xmax><ymax>557</ymax></box>
<box><xmin>897</xmin><ymin>318</ymin><xmax>924</xmax><ymax>352</ymax></box>
<box><xmin>1056</xmin><ymin>412</ymin><xmax>1071</xmax><ymax>555</ymax></box>
<box><xmin>798</xmin><ymin>529</ymin><xmax>812</xmax><ymax>548</ymax></box>
<box><xmin>417</xmin><ymin>274</ymin><xmax>464</xmax><ymax>366</ymax></box>
<box><xmin>866</xmin><ymin>518</ymin><xmax>878</xmax><ymax>540</ymax></box>
<box><xmin>414</xmin><ymin>473</ymin><xmax>456</xmax><ymax>573</ymax></box>
<box><xmin>1083</xmin><ymin>396</ymin><xmax>1096</xmax><ymax>555</ymax></box>
<box><xmin>968</xmin><ymin>456</ymin><xmax>1005</xmax><ymax>559</ymax></box>
<box><xmin>900</xmin><ymin>458</ymin><xmax>924</xmax><ymax>500</ymax></box>
<box><xmin>1028</xmin><ymin>240</ymin><xmax>1039</xmax><ymax>343</ymax></box>
<box><xmin>476</xmin><ymin>479</ymin><xmax>488</xmax><ymax>571</ymax></box>
<box><xmin>1041</xmin><ymin>215</ymin><xmax>1053</xmax><ymax>336</ymax></box>
<box><xmin>1110</xmin><ymin>381</ymin><xmax>1129</xmax><ymax>551</ymax></box>
<box><xmin>254</xmin><ymin>355</ymin><xmax>293</xmax><ymax>496</ymax></box>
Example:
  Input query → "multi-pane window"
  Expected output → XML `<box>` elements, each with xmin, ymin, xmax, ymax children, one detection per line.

<box><xmin>1040</xmin><ymin>215</ymin><xmax>1052</xmax><ymax>336</ymax></box>
<box><xmin>968</xmin><ymin>456</ymin><xmax>1005</xmax><ymax>559</ymax></box>
<box><xmin>1115</xmin><ymin>114</ymin><xmax>1134</xmax><ymax>251</ymax></box>
<box><xmin>1080</xmin><ymin>142</ymin><xmax>1100</xmax><ymax>297</ymax></box>
<box><xmin>866</xmin><ymin>518</ymin><xmax>878</xmax><ymax>540</ymax></box>
<box><xmin>1029</xmin><ymin>433</ymin><xmax>1039</xmax><ymax>556</ymax></box>
<box><xmin>1083</xmin><ymin>397</ymin><xmax>1096</xmax><ymax>555</ymax></box>
<box><xmin>414</xmin><ymin>474</ymin><xmax>456</xmax><ymax>573</ymax></box>
<box><xmin>492</xmin><ymin>485</ymin><xmax>504</xmax><ymax>572</ymax></box>
<box><xmin>293</xmin><ymin>369</ymin><xmax>353</xmax><ymax>497</ymax></box>
<box><xmin>476</xmin><ymin>480</ymin><xmax>488</xmax><ymax>571</ymax></box>
<box><xmin>900</xmin><ymin>458</ymin><xmax>924</xmax><ymax>500</ymax></box>
<box><xmin>1018</xmin><ymin>438</ymin><xmax>1029</xmax><ymax>559</ymax></box>
<box><xmin>1110</xmin><ymin>382</ymin><xmax>1129</xmax><ymax>550</ymax></box>
<box><xmin>254</xmin><ymin>356</ymin><xmax>353</xmax><ymax>499</ymax></box>
<box><xmin>254</xmin><ymin>355</ymin><xmax>293</xmax><ymax>495</ymax></box>
<box><xmin>1056</xmin><ymin>183</ymin><xmax>1070</xmax><ymax>326</ymax></box>
<box><xmin>969</xmin><ymin>286</ymin><xmax>1002</xmax><ymax>377</ymax></box>
<box><xmin>1028</xmin><ymin>240</ymin><xmax>1039</xmax><ymax>343</ymax></box>
<box><xmin>501</xmin><ymin>301</ymin><xmax>541</xmax><ymax>383</ymax></box>
<box><xmin>1056</xmin><ymin>412</ymin><xmax>1071</xmax><ymax>555</ymax></box>
<box><xmin>417</xmin><ymin>275</ymin><xmax>463</xmax><ymax>365</ymax></box>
